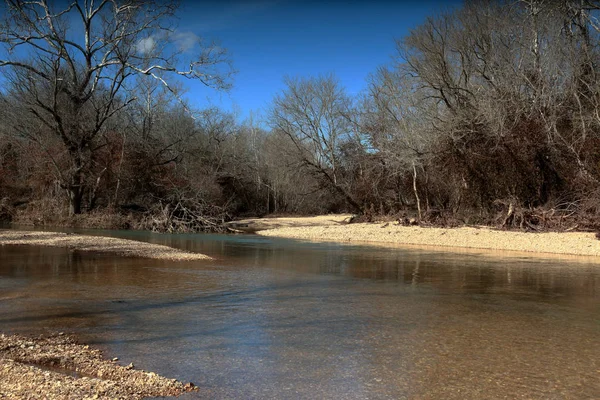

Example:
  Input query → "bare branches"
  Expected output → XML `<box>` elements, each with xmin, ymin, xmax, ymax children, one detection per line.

<box><xmin>269</xmin><ymin>74</ymin><xmax>362</xmax><ymax>211</ymax></box>
<box><xmin>1</xmin><ymin>0</ymin><xmax>233</xmax><ymax>107</ymax></box>
<box><xmin>0</xmin><ymin>0</ymin><xmax>232</xmax><ymax>214</ymax></box>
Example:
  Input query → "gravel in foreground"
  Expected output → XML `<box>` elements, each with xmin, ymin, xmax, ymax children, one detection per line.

<box><xmin>0</xmin><ymin>230</ymin><xmax>211</xmax><ymax>261</ymax></box>
<box><xmin>0</xmin><ymin>333</ymin><xmax>197</xmax><ymax>399</ymax></box>
<box><xmin>259</xmin><ymin>222</ymin><xmax>600</xmax><ymax>258</ymax></box>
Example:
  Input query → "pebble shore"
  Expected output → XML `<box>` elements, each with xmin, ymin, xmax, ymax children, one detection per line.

<box><xmin>0</xmin><ymin>333</ymin><xmax>198</xmax><ymax>399</ymax></box>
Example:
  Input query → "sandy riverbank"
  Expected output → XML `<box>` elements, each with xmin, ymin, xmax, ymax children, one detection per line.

<box><xmin>0</xmin><ymin>333</ymin><xmax>197</xmax><ymax>399</ymax></box>
<box><xmin>227</xmin><ymin>214</ymin><xmax>353</xmax><ymax>232</ymax></box>
<box><xmin>253</xmin><ymin>217</ymin><xmax>600</xmax><ymax>258</ymax></box>
<box><xmin>0</xmin><ymin>230</ymin><xmax>211</xmax><ymax>261</ymax></box>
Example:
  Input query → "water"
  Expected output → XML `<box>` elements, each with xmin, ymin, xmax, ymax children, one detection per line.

<box><xmin>1</xmin><ymin>230</ymin><xmax>599</xmax><ymax>399</ymax></box>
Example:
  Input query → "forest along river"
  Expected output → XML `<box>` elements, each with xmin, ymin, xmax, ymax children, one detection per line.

<box><xmin>1</xmin><ymin>229</ymin><xmax>599</xmax><ymax>399</ymax></box>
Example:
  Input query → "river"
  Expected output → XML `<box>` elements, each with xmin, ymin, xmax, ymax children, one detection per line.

<box><xmin>1</xmin><ymin>230</ymin><xmax>599</xmax><ymax>399</ymax></box>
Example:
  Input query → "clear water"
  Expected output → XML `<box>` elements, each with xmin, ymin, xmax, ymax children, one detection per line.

<box><xmin>1</xmin><ymin>230</ymin><xmax>599</xmax><ymax>399</ymax></box>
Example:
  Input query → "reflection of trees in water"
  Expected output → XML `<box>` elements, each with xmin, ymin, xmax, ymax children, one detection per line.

<box><xmin>240</xmin><ymin>244</ymin><xmax>600</xmax><ymax>300</ymax></box>
<box><xmin>1</xmin><ymin>240</ymin><xmax>599</xmax><ymax>306</ymax></box>
<box><xmin>78</xmin><ymin>230</ymin><xmax>599</xmax><ymax>301</ymax></box>
<box><xmin>0</xmin><ymin>245</ymin><xmax>213</xmax><ymax>292</ymax></box>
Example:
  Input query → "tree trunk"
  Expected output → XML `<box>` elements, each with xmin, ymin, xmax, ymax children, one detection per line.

<box><xmin>89</xmin><ymin>167</ymin><xmax>107</xmax><ymax>211</ymax></box>
<box><xmin>318</xmin><ymin>166</ymin><xmax>362</xmax><ymax>213</ymax></box>
<box><xmin>413</xmin><ymin>163</ymin><xmax>422</xmax><ymax>221</ymax></box>
<box><xmin>68</xmin><ymin>151</ymin><xmax>85</xmax><ymax>215</ymax></box>
<box><xmin>69</xmin><ymin>186</ymin><xmax>83</xmax><ymax>215</ymax></box>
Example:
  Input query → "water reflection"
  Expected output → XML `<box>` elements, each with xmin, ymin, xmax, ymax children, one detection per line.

<box><xmin>1</xmin><ymin>233</ymin><xmax>599</xmax><ymax>399</ymax></box>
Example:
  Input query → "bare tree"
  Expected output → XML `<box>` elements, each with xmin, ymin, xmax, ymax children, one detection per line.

<box><xmin>379</xmin><ymin>0</ymin><xmax>600</xmax><ymax>225</ymax></box>
<box><xmin>364</xmin><ymin>67</ymin><xmax>438</xmax><ymax>219</ymax></box>
<box><xmin>0</xmin><ymin>0</ymin><xmax>232</xmax><ymax>214</ymax></box>
<box><xmin>269</xmin><ymin>74</ymin><xmax>362</xmax><ymax>212</ymax></box>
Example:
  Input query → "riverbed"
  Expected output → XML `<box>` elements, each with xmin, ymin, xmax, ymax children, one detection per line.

<box><xmin>1</xmin><ymin>230</ymin><xmax>599</xmax><ymax>399</ymax></box>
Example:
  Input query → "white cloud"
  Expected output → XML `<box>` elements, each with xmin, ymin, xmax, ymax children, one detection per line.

<box><xmin>173</xmin><ymin>31</ymin><xmax>200</xmax><ymax>52</ymax></box>
<box><xmin>136</xmin><ymin>36</ymin><xmax>156</xmax><ymax>55</ymax></box>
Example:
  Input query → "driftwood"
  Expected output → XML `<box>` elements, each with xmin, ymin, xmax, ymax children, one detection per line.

<box><xmin>0</xmin><ymin>197</ymin><xmax>15</xmax><ymax>222</ymax></box>
<box><xmin>138</xmin><ymin>201</ymin><xmax>232</xmax><ymax>234</ymax></box>
<box><xmin>495</xmin><ymin>199</ymin><xmax>597</xmax><ymax>232</ymax></box>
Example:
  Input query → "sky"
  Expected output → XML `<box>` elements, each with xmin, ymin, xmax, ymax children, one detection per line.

<box><xmin>176</xmin><ymin>0</ymin><xmax>461</xmax><ymax>123</ymax></box>
<box><xmin>0</xmin><ymin>0</ymin><xmax>461</xmax><ymax>124</ymax></box>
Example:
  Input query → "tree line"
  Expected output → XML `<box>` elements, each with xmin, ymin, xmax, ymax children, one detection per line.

<box><xmin>2</xmin><ymin>0</ymin><xmax>600</xmax><ymax>232</ymax></box>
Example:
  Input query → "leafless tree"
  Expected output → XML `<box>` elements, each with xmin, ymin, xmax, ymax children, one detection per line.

<box><xmin>0</xmin><ymin>0</ymin><xmax>232</xmax><ymax>214</ymax></box>
<box><xmin>269</xmin><ymin>74</ymin><xmax>362</xmax><ymax>211</ymax></box>
<box><xmin>381</xmin><ymin>0</ymin><xmax>600</xmax><ymax>224</ymax></box>
<box><xmin>364</xmin><ymin>67</ymin><xmax>438</xmax><ymax>218</ymax></box>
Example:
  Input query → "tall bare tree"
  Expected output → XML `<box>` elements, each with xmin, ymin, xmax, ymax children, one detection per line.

<box><xmin>364</xmin><ymin>67</ymin><xmax>437</xmax><ymax>219</ymax></box>
<box><xmin>0</xmin><ymin>0</ymin><xmax>232</xmax><ymax>214</ymax></box>
<box><xmin>269</xmin><ymin>74</ymin><xmax>361</xmax><ymax>211</ymax></box>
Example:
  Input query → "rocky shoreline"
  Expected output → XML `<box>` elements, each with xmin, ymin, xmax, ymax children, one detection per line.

<box><xmin>0</xmin><ymin>332</ymin><xmax>198</xmax><ymax>399</ymax></box>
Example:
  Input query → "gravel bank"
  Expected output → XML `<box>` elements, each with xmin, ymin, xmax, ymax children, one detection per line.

<box><xmin>0</xmin><ymin>230</ymin><xmax>211</xmax><ymax>261</ymax></box>
<box><xmin>0</xmin><ymin>333</ymin><xmax>197</xmax><ymax>399</ymax></box>
<box><xmin>258</xmin><ymin>222</ymin><xmax>600</xmax><ymax>257</ymax></box>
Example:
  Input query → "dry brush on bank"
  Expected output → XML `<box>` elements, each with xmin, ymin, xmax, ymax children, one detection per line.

<box><xmin>5</xmin><ymin>1</ymin><xmax>600</xmax><ymax>229</ymax></box>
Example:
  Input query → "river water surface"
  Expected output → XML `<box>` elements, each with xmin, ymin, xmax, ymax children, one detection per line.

<box><xmin>1</xmin><ymin>230</ymin><xmax>599</xmax><ymax>399</ymax></box>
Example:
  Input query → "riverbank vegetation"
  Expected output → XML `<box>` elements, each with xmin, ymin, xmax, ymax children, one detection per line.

<box><xmin>2</xmin><ymin>1</ymin><xmax>600</xmax><ymax>233</ymax></box>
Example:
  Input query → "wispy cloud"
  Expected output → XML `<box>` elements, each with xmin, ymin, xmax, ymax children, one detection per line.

<box><xmin>173</xmin><ymin>31</ymin><xmax>201</xmax><ymax>52</ymax></box>
<box><xmin>135</xmin><ymin>31</ymin><xmax>202</xmax><ymax>55</ymax></box>
<box><xmin>136</xmin><ymin>36</ymin><xmax>156</xmax><ymax>55</ymax></box>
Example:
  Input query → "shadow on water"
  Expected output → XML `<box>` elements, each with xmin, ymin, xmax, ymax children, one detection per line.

<box><xmin>1</xmin><ymin>231</ymin><xmax>600</xmax><ymax>399</ymax></box>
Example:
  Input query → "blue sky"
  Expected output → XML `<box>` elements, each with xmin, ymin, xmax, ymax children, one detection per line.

<box><xmin>0</xmin><ymin>0</ymin><xmax>460</xmax><ymax>124</ymax></box>
<box><xmin>177</xmin><ymin>0</ymin><xmax>461</xmax><ymax>123</ymax></box>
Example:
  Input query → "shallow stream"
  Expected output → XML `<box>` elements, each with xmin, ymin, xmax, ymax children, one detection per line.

<box><xmin>1</xmin><ymin>230</ymin><xmax>599</xmax><ymax>399</ymax></box>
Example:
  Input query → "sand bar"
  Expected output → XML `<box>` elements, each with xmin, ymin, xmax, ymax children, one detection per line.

<box><xmin>0</xmin><ymin>230</ymin><xmax>211</xmax><ymax>260</ymax></box>
<box><xmin>257</xmin><ymin>221</ymin><xmax>600</xmax><ymax>258</ymax></box>
<box><xmin>227</xmin><ymin>214</ymin><xmax>353</xmax><ymax>232</ymax></box>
